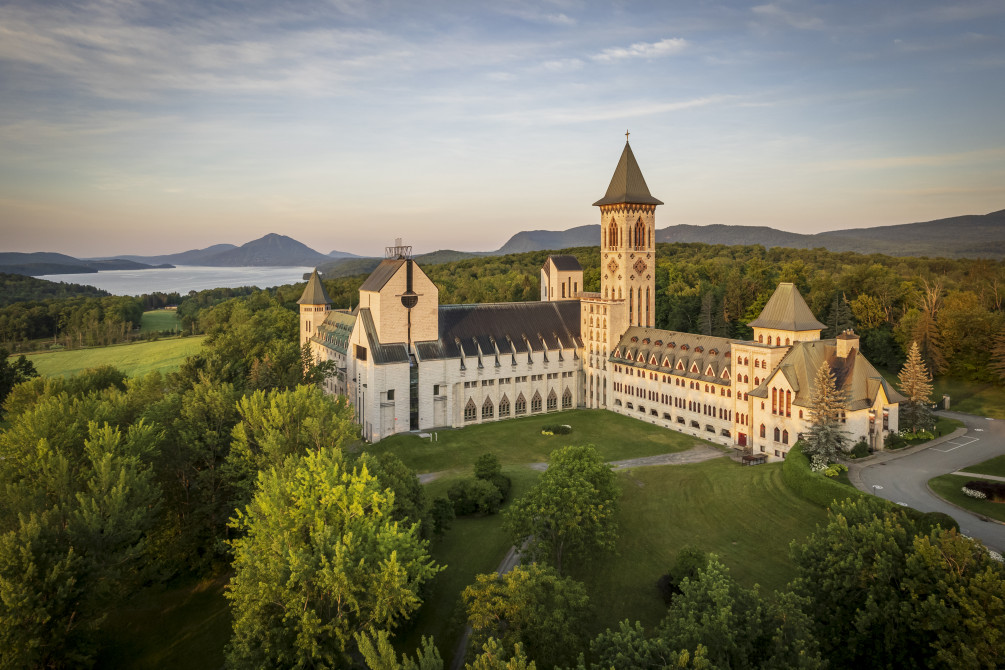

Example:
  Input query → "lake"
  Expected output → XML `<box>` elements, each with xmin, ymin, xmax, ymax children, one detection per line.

<box><xmin>38</xmin><ymin>265</ymin><xmax>315</xmax><ymax>296</ymax></box>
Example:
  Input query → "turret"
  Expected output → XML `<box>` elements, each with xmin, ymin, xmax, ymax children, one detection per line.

<box><xmin>297</xmin><ymin>268</ymin><xmax>332</xmax><ymax>345</ymax></box>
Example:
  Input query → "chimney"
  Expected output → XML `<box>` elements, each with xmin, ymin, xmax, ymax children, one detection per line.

<box><xmin>835</xmin><ymin>329</ymin><xmax>859</xmax><ymax>358</ymax></box>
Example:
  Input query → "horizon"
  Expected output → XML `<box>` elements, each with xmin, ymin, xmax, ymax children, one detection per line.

<box><xmin>2</xmin><ymin>1</ymin><xmax>1004</xmax><ymax>257</ymax></box>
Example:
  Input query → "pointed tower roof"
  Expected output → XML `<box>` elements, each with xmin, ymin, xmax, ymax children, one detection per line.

<box><xmin>748</xmin><ymin>283</ymin><xmax>826</xmax><ymax>331</ymax></box>
<box><xmin>593</xmin><ymin>142</ymin><xmax>663</xmax><ymax>207</ymax></box>
<box><xmin>297</xmin><ymin>268</ymin><xmax>332</xmax><ymax>305</ymax></box>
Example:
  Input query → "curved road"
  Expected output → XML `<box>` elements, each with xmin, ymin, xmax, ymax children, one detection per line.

<box><xmin>853</xmin><ymin>410</ymin><xmax>1005</xmax><ymax>553</ymax></box>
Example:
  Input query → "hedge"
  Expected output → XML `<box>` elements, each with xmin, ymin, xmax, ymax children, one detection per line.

<box><xmin>782</xmin><ymin>443</ymin><xmax>865</xmax><ymax>508</ymax></box>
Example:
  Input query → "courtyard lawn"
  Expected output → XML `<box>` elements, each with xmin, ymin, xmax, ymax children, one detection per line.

<box><xmin>571</xmin><ymin>458</ymin><xmax>828</xmax><ymax>634</ymax></box>
<box><xmin>928</xmin><ymin>473</ymin><xmax>1005</xmax><ymax>523</ymax></box>
<box><xmin>140</xmin><ymin>309</ymin><xmax>181</xmax><ymax>333</ymax></box>
<box><xmin>20</xmin><ymin>336</ymin><xmax>205</xmax><ymax>378</ymax></box>
<box><xmin>96</xmin><ymin>574</ymin><xmax>230</xmax><ymax>670</ymax></box>
<box><xmin>367</xmin><ymin>409</ymin><xmax>707</xmax><ymax>475</ymax></box>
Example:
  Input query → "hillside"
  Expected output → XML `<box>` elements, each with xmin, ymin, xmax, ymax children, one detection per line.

<box><xmin>315</xmin><ymin>249</ymin><xmax>484</xmax><ymax>278</ymax></box>
<box><xmin>0</xmin><ymin>252</ymin><xmax>173</xmax><ymax>276</ymax></box>
<box><xmin>495</xmin><ymin>209</ymin><xmax>1005</xmax><ymax>259</ymax></box>
<box><xmin>0</xmin><ymin>273</ymin><xmax>110</xmax><ymax>307</ymax></box>
<box><xmin>105</xmin><ymin>243</ymin><xmax>239</xmax><ymax>266</ymax></box>
<box><xmin>204</xmin><ymin>233</ymin><xmax>329</xmax><ymax>266</ymax></box>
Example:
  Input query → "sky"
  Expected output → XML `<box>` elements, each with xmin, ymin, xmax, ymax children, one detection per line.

<box><xmin>1</xmin><ymin>0</ymin><xmax>1004</xmax><ymax>257</ymax></box>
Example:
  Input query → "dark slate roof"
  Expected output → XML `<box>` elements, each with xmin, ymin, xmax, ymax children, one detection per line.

<box><xmin>749</xmin><ymin>339</ymin><xmax>906</xmax><ymax>409</ymax></box>
<box><xmin>593</xmin><ymin>142</ymin><xmax>663</xmax><ymax>207</ymax></box>
<box><xmin>414</xmin><ymin>301</ymin><xmax>582</xmax><ymax>362</ymax></box>
<box><xmin>359</xmin><ymin>259</ymin><xmax>405</xmax><ymax>292</ymax></box>
<box><xmin>547</xmin><ymin>255</ymin><xmax>583</xmax><ymax>272</ymax></box>
<box><xmin>313</xmin><ymin>310</ymin><xmax>355</xmax><ymax>355</ymax></box>
<box><xmin>610</xmin><ymin>327</ymin><xmax>733</xmax><ymax>384</ymax></box>
<box><xmin>748</xmin><ymin>283</ymin><xmax>826</xmax><ymax>332</ymax></box>
<box><xmin>297</xmin><ymin>269</ymin><xmax>332</xmax><ymax>305</ymax></box>
<box><xmin>358</xmin><ymin>308</ymin><xmax>410</xmax><ymax>364</ymax></box>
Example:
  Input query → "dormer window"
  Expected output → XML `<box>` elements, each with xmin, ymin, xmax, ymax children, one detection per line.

<box><xmin>695</xmin><ymin>346</ymin><xmax>703</xmax><ymax>354</ymax></box>
<box><xmin>681</xmin><ymin>344</ymin><xmax>689</xmax><ymax>351</ymax></box>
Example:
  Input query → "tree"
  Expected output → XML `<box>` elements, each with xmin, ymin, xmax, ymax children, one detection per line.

<box><xmin>585</xmin><ymin>621</ymin><xmax>713</xmax><ymax>670</ymax></box>
<box><xmin>993</xmin><ymin>331</ymin><xmax>1005</xmax><ymax>383</ymax></box>
<box><xmin>0</xmin><ymin>346</ymin><xmax>37</xmax><ymax>417</ymax></box>
<box><xmin>463</xmin><ymin>564</ymin><xmax>590</xmax><ymax>667</ymax></box>
<box><xmin>898</xmin><ymin>341</ymin><xmax>935</xmax><ymax>433</ymax></box>
<box><xmin>801</xmin><ymin>360</ymin><xmax>850</xmax><ymax>465</ymax></box>
<box><xmin>466</xmin><ymin>639</ymin><xmax>536</xmax><ymax>670</ymax></box>
<box><xmin>357</xmin><ymin>451</ymin><xmax>432</xmax><ymax>535</ymax></box>
<box><xmin>301</xmin><ymin>341</ymin><xmax>337</xmax><ymax>387</ymax></box>
<box><xmin>357</xmin><ymin>630</ymin><xmax>443</xmax><ymax>670</ymax></box>
<box><xmin>225</xmin><ymin>448</ymin><xmax>442</xmax><ymax>669</ymax></box>
<box><xmin>503</xmin><ymin>444</ymin><xmax>619</xmax><ymax>574</ymax></box>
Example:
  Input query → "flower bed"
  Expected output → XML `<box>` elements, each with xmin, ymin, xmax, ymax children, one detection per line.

<box><xmin>541</xmin><ymin>424</ymin><xmax>572</xmax><ymax>436</ymax></box>
<box><xmin>963</xmin><ymin>479</ymin><xmax>1005</xmax><ymax>503</ymax></box>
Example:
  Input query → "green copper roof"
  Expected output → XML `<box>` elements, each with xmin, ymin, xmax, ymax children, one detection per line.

<box><xmin>748</xmin><ymin>283</ymin><xmax>825</xmax><ymax>331</ymax></box>
<box><xmin>593</xmin><ymin>142</ymin><xmax>663</xmax><ymax>207</ymax></box>
<box><xmin>297</xmin><ymin>268</ymin><xmax>332</xmax><ymax>305</ymax></box>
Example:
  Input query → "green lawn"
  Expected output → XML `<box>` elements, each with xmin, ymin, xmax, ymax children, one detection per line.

<box><xmin>928</xmin><ymin>473</ymin><xmax>1005</xmax><ymax>523</ymax></box>
<box><xmin>571</xmin><ymin>459</ymin><xmax>828</xmax><ymax>635</ymax></box>
<box><xmin>961</xmin><ymin>454</ymin><xmax>1005</xmax><ymax>478</ymax></box>
<box><xmin>367</xmin><ymin>409</ymin><xmax>704</xmax><ymax>476</ymax></box>
<box><xmin>19</xmin><ymin>336</ymin><xmax>205</xmax><ymax>378</ymax></box>
<box><xmin>96</xmin><ymin>574</ymin><xmax>231</xmax><ymax>670</ymax></box>
<box><xmin>140</xmin><ymin>309</ymin><xmax>181</xmax><ymax>333</ymax></box>
<box><xmin>879</xmin><ymin>369</ymin><xmax>1005</xmax><ymax>419</ymax></box>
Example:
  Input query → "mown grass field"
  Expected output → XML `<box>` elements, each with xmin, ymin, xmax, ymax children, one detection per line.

<box><xmin>366</xmin><ymin>409</ymin><xmax>703</xmax><ymax>475</ymax></box>
<box><xmin>963</xmin><ymin>454</ymin><xmax>1005</xmax><ymax>478</ymax></box>
<box><xmin>19</xmin><ymin>336</ymin><xmax>205</xmax><ymax>378</ymax></box>
<box><xmin>928</xmin><ymin>473</ymin><xmax>1005</xmax><ymax>523</ymax></box>
<box><xmin>140</xmin><ymin>309</ymin><xmax>181</xmax><ymax>333</ymax></box>
<box><xmin>879</xmin><ymin>369</ymin><xmax>1005</xmax><ymax>420</ymax></box>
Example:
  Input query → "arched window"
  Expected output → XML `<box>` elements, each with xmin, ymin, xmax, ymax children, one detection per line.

<box><xmin>608</xmin><ymin>218</ymin><xmax>617</xmax><ymax>248</ymax></box>
<box><xmin>782</xmin><ymin>430</ymin><xmax>789</xmax><ymax>444</ymax></box>
<box><xmin>754</xmin><ymin>377</ymin><xmax>759</xmax><ymax>386</ymax></box>
<box><xmin>629</xmin><ymin>287</ymin><xmax>633</xmax><ymax>323</ymax></box>
<box><xmin>482</xmin><ymin>397</ymin><xmax>494</xmax><ymax>419</ymax></box>
<box><xmin>547</xmin><ymin>390</ymin><xmax>557</xmax><ymax>411</ymax></box>
<box><xmin>563</xmin><ymin>387</ymin><xmax>573</xmax><ymax>409</ymax></box>
<box><xmin>499</xmin><ymin>394</ymin><xmax>510</xmax><ymax>416</ymax></box>
<box><xmin>772</xmin><ymin>387</ymin><xmax>777</xmax><ymax>414</ymax></box>
<box><xmin>744</xmin><ymin>357</ymin><xmax>749</xmax><ymax>365</ymax></box>
<box><xmin>464</xmin><ymin>398</ymin><xmax>477</xmax><ymax>422</ymax></box>
<box><xmin>755</xmin><ymin>360</ymin><xmax>760</xmax><ymax>369</ymax></box>
<box><xmin>515</xmin><ymin>393</ymin><xmax>526</xmax><ymax>415</ymax></box>
<box><xmin>531</xmin><ymin>391</ymin><xmax>543</xmax><ymax>413</ymax></box>
<box><xmin>774</xmin><ymin>427</ymin><xmax>781</xmax><ymax>442</ymax></box>
<box><xmin>785</xmin><ymin>338</ymin><xmax>790</xmax><ymax>345</ymax></box>
<box><xmin>758</xmin><ymin>334</ymin><xmax>763</xmax><ymax>343</ymax></box>
<box><xmin>786</xmin><ymin>390</ymin><xmax>792</xmax><ymax>417</ymax></box>
<box><xmin>635</xmin><ymin>217</ymin><xmax>645</xmax><ymax>250</ymax></box>
<box><xmin>759</xmin><ymin>424</ymin><xmax>766</xmax><ymax>438</ymax></box>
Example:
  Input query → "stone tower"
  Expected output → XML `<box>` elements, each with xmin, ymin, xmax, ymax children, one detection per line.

<box><xmin>594</xmin><ymin>141</ymin><xmax>662</xmax><ymax>334</ymax></box>
<box><xmin>297</xmin><ymin>268</ymin><xmax>332</xmax><ymax>346</ymax></box>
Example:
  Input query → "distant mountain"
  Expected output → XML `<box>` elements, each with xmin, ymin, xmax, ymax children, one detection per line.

<box><xmin>496</xmin><ymin>225</ymin><xmax>601</xmax><ymax>255</ymax></box>
<box><xmin>314</xmin><ymin>249</ymin><xmax>486</xmax><ymax>278</ymax></box>
<box><xmin>327</xmin><ymin>249</ymin><xmax>362</xmax><ymax>259</ymax></box>
<box><xmin>206</xmin><ymin>233</ymin><xmax>330</xmax><ymax>266</ymax></box>
<box><xmin>103</xmin><ymin>243</ymin><xmax>239</xmax><ymax>266</ymax></box>
<box><xmin>0</xmin><ymin>252</ymin><xmax>173</xmax><ymax>276</ymax></box>
<box><xmin>494</xmin><ymin>210</ymin><xmax>1005</xmax><ymax>259</ymax></box>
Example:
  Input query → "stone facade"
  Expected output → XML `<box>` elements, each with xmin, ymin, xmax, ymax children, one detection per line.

<box><xmin>301</xmin><ymin>141</ymin><xmax>902</xmax><ymax>452</ymax></box>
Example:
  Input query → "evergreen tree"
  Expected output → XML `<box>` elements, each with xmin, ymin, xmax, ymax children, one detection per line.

<box><xmin>990</xmin><ymin>331</ymin><xmax>1005</xmax><ymax>383</ymax></box>
<box><xmin>0</xmin><ymin>347</ymin><xmax>37</xmax><ymax>417</ymax></box>
<box><xmin>898</xmin><ymin>341</ymin><xmax>935</xmax><ymax>433</ymax></box>
<box><xmin>802</xmin><ymin>360</ymin><xmax>850</xmax><ymax>464</ymax></box>
<box><xmin>823</xmin><ymin>292</ymin><xmax>854</xmax><ymax>338</ymax></box>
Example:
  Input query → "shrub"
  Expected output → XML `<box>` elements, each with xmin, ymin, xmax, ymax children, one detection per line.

<box><xmin>914</xmin><ymin>511</ymin><xmax>960</xmax><ymax>534</ymax></box>
<box><xmin>541</xmin><ymin>424</ymin><xmax>572</xmax><ymax>435</ymax></box>
<box><xmin>488</xmin><ymin>473</ymin><xmax>511</xmax><ymax>501</ymax></box>
<box><xmin>430</xmin><ymin>497</ymin><xmax>455</xmax><ymax>535</ymax></box>
<box><xmin>965</xmin><ymin>480</ymin><xmax>1005</xmax><ymax>502</ymax></box>
<box><xmin>782</xmin><ymin>442</ymin><xmax>864</xmax><ymax>508</ymax></box>
<box><xmin>474</xmin><ymin>453</ymin><xmax>502</xmax><ymax>480</ymax></box>
<box><xmin>448</xmin><ymin>478</ymin><xmax>504</xmax><ymax>516</ymax></box>
<box><xmin>851</xmin><ymin>440</ymin><xmax>870</xmax><ymax>459</ymax></box>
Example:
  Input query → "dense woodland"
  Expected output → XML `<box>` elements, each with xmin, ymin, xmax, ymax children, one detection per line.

<box><xmin>2</xmin><ymin>245</ymin><xmax>1005</xmax><ymax>667</ymax></box>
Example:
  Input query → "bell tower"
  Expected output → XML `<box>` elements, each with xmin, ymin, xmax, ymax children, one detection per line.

<box><xmin>594</xmin><ymin>137</ymin><xmax>662</xmax><ymax>335</ymax></box>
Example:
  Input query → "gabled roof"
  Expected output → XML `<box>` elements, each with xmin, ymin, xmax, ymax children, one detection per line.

<box><xmin>359</xmin><ymin>259</ymin><xmax>405</xmax><ymax>292</ymax></box>
<box><xmin>297</xmin><ymin>269</ymin><xmax>332</xmax><ymax>305</ymax></box>
<box><xmin>748</xmin><ymin>283</ymin><xmax>826</xmax><ymax>332</ymax></box>
<box><xmin>358</xmin><ymin>308</ymin><xmax>410</xmax><ymax>364</ymax></box>
<box><xmin>413</xmin><ymin>301</ymin><xmax>582</xmax><ymax>361</ymax></box>
<box><xmin>610</xmin><ymin>326</ymin><xmax>733</xmax><ymax>384</ymax></box>
<box><xmin>593</xmin><ymin>142</ymin><xmax>664</xmax><ymax>207</ymax></box>
<box><xmin>547</xmin><ymin>255</ymin><xmax>583</xmax><ymax>272</ymax></box>
<box><xmin>749</xmin><ymin>339</ymin><xmax>906</xmax><ymax>409</ymax></box>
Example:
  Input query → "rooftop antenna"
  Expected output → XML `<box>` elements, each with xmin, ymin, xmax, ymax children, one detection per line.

<box><xmin>386</xmin><ymin>237</ymin><xmax>412</xmax><ymax>260</ymax></box>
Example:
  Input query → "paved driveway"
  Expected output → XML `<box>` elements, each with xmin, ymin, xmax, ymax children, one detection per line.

<box><xmin>852</xmin><ymin>410</ymin><xmax>1005</xmax><ymax>553</ymax></box>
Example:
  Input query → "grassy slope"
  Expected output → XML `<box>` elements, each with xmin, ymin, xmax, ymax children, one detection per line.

<box><xmin>572</xmin><ymin>459</ymin><xmax>828</xmax><ymax>634</ymax></box>
<box><xmin>879</xmin><ymin>369</ymin><xmax>1005</xmax><ymax>420</ymax></box>
<box><xmin>928</xmin><ymin>473</ymin><xmax>1005</xmax><ymax>523</ymax></box>
<box><xmin>140</xmin><ymin>309</ymin><xmax>181</xmax><ymax>332</ymax></box>
<box><xmin>366</xmin><ymin>409</ymin><xmax>698</xmax><ymax>475</ymax></box>
<box><xmin>963</xmin><ymin>454</ymin><xmax>1005</xmax><ymax>478</ymax></box>
<box><xmin>96</xmin><ymin>574</ymin><xmax>231</xmax><ymax>670</ymax></box>
<box><xmin>20</xmin><ymin>336</ymin><xmax>205</xmax><ymax>378</ymax></box>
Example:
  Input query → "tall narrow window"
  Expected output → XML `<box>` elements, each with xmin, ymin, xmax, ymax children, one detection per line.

<box><xmin>772</xmin><ymin>387</ymin><xmax>777</xmax><ymax>414</ymax></box>
<box><xmin>464</xmin><ymin>398</ymin><xmax>477</xmax><ymax>422</ymax></box>
<box><xmin>499</xmin><ymin>394</ymin><xmax>510</xmax><ymax>416</ymax></box>
<box><xmin>774</xmin><ymin>427</ymin><xmax>781</xmax><ymax>442</ymax></box>
<box><xmin>786</xmin><ymin>390</ymin><xmax>792</xmax><ymax>417</ymax></box>
<box><xmin>531</xmin><ymin>391</ymin><xmax>543</xmax><ymax>413</ymax></box>
<box><xmin>629</xmin><ymin>287</ymin><xmax>634</xmax><ymax>323</ymax></box>
<box><xmin>646</xmin><ymin>288</ymin><xmax>650</xmax><ymax>326</ymax></box>
<box><xmin>547</xmin><ymin>390</ymin><xmax>558</xmax><ymax>411</ymax></box>
<box><xmin>760</xmin><ymin>424</ymin><xmax>766</xmax><ymax>438</ymax></box>
<box><xmin>635</xmin><ymin>218</ymin><xmax>645</xmax><ymax>250</ymax></box>
<box><xmin>515</xmin><ymin>393</ymin><xmax>526</xmax><ymax>415</ymax></box>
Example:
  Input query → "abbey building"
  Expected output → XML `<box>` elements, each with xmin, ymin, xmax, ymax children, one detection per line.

<box><xmin>300</xmin><ymin>141</ymin><xmax>903</xmax><ymax>460</ymax></box>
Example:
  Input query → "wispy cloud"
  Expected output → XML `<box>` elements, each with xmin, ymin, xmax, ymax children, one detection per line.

<box><xmin>816</xmin><ymin>147</ymin><xmax>1005</xmax><ymax>171</ymax></box>
<box><xmin>751</xmin><ymin>3</ymin><xmax>824</xmax><ymax>30</ymax></box>
<box><xmin>593</xmin><ymin>38</ymin><xmax>687</xmax><ymax>62</ymax></box>
<box><xmin>488</xmin><ymin>95</ymin><xmax>733</xmax><ymax>124</ymax></box>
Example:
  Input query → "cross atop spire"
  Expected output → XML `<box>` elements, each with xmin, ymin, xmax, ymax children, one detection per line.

<box><xmin>625</xmin><ymin>129</ymin><xmax>630</xmax><ymax>141</ymax></box>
